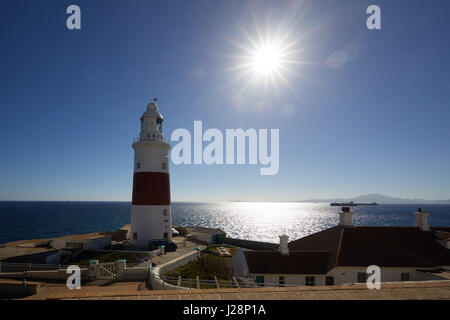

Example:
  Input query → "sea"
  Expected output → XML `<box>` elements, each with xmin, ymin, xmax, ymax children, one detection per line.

<box><xmin>1</xmin><ymin>201</ymin><xmax>449</xmax><ymax>245</ymax></box>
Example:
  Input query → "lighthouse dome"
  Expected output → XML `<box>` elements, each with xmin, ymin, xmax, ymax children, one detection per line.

<box><xmin>141</xmin><ymin>102</ymin><xmax>163</xmax><ymax>120</ymax></box>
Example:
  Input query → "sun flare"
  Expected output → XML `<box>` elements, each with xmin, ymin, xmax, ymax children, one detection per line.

<box><xmin>252</xmin><ymin>44</ymin><xmax>283</xmax><ymax>75</ymax></box>
<box><xmin>224</xmin><ymin>19</ymin><xmax>311</xmax><ymax>95</ymax></box>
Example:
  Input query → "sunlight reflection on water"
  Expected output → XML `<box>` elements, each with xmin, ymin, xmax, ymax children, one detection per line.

<box><xmin>173</xmin><ymin>202</ymin><xmax>339</xmax><ymax>243</ymax></box>
<box><xmin>172</xmin><ymin>202</ymin><xmax>450</xmax><ymax>243</ymax></box>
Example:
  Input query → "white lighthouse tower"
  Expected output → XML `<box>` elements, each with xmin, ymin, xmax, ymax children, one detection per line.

<box><xmin>130</xmin><ymin>100</ymin><xmax>172</xmax><ymax>246</ymax></box>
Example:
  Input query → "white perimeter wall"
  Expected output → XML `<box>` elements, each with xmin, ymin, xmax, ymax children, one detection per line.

<box><xmin>131</xmin><ymin>205</ymin><xmax>172</xmax><ymax>246</ymax></box>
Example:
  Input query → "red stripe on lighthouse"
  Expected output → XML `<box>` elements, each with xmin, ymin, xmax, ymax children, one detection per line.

<box><xmin>132</xmin><ymin>172</ymin><xmax>170</xmax><ymax>205</ymax></box>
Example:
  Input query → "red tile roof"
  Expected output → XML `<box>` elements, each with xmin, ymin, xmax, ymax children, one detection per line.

<box><xmin>288</xmin><ymin>226</ymin><xmax>450</xmax><ymax>271</ymax></box>
<box><xmin>244</xmin><ymin>225</ymin><xmax>450</xmax><ymax>275</ymax></box>
<box><xmin>244</xmin><ymin>251</ymin><xmax>330</xmax><ymax>274</ymax></box>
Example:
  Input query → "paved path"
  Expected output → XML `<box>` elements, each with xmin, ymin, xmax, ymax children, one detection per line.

<box><xmin>23</xmin><ymin>281</ymin><xmax>450</xmax><ymax>300</ymax></box>
<box><xmin>150</xmin><ymin>237</ymin><xmax>206</xmax><ymax>266</ymax></box>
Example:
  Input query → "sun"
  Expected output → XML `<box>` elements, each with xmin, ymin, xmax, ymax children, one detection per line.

<box><xmin>252</xmin><ymin>44</ymin><xmax>283</xmax><ymax>75</ymax></box>
<box><xmin>218</xmin><ymin>1</ymin><xmax>318</xmax><ymax>98</ymax></box>
<box><xmin>224</xmin><ymin>20</ymin><xmax>310</xmax><ymax>95</ymax></box>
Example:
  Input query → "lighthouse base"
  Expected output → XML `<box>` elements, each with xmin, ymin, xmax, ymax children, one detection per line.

<box><xmin>130</xmin><ymin>205</ymin><xmax>172</xmax><ymax>246</ymax></box>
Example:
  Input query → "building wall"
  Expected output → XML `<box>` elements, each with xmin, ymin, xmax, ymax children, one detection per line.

<box><xmin>248</xmin><ymin>266</ymin><xmax>440</xmax><ymax>286</ymax></box>
<box><xmin>130</xmin><ymin>205</ymin><xmax>172</xmax><ymax>246</ymax></box>
<box><xmin>189</xmin><ymin>232</ymin><xmax>212</xmax><ymax>245</ymax></box>
<box><xmin>249</xmin><ymin>274</ymin><xmax>326</xmax><ymax>286</ymax></box>
<box><xmin>84</xmin><ymin>236</ymin><xmax>112</xmax><ymax>251</ymax></box>
<box><xmin>327</xmin><ymin>266</ymin><xmax>432</xmax><ymax>284</ymax></box>
<box><xmin>51</xmin><ymin>236</ymin><xmax>111</xmax><ymax>251</ymax></box>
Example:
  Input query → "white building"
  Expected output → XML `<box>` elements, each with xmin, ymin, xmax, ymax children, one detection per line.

<box><xmin>130</xmin><ymin>101</ymin><xmax>172</xmax><ymax>246</ymax></box>
<box><xmin>236</xmin><ymin>207</ymin><xmax>450</xmax><ymax>286</ymax></box>
<box><xmin>185</xmin><ymin>227</ymin><xmax>226</xmax><ymax>245</ymax></box>
<box><xmin>51</xmin><ymin>233</ymin><xmax>112</xmax><ymax>251</ymax></box>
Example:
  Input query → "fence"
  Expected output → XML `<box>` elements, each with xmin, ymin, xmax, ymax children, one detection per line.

<box><xmin>155</xmin><ymin>273</ymin><xmax>311</xmax><ymax>289</ymax></box>
<box><xmin>97</xmin><ymin>262</ymin><xmax>117</xmax><ymax>280</ymax></box>
<box><xmin>0</xmin><ymin>262</ymin><xmax>72</xmax><ymax>273</ymax></box>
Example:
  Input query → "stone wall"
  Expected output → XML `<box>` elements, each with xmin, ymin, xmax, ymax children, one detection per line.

<box><xmin>149</xmin><ymin>250</ymin><xmax>200</xmax><ymax>290</ymax></box>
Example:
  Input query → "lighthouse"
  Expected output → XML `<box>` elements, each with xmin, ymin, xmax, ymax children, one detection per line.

<box><xmin>130</xmin><ymin>101</ymin><xmax>171</xmax><ymax>246</ymax></box>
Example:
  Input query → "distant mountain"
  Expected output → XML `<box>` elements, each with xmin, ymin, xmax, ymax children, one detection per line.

<box><xmin>300</xmin><ymin>193</ymin><xmax>450</xmax><ymax>204</ymax></box>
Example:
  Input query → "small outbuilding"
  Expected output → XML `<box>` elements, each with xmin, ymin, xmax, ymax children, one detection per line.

<box><xmin>0</xmin><ymin>239</ymin><xmax>60</xmax><ymax>264</ymax></box>
<box><xmin>185</xmin><ymin>227</ymin><xmax>226</xmax><ymax>245</ymax></box>
<box><xmin>51</xmin><ymin>232</ymin><xmax>111</xmax><ymax>251</ymax></box>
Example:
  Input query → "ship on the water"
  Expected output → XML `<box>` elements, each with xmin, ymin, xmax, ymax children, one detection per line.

<box><xmin>330</xmin><ymin>201</ymin><xmax>378</xmax><ymax>206</ymax></box>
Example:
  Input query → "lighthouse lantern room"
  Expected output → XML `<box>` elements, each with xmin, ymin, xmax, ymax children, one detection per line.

<box><xmin>130</xmin><ymin>101</ymin><xmax>172</xmax><ymax>246</ymax></box>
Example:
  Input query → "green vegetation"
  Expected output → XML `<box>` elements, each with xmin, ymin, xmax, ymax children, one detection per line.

<box><xmin>162</xmin><ymin>245</ymin><xmax>237</xmax><ymax>288</ymax></box>
<box><xmin>67</xmin><ymin>251</ymin><xmax>149</xmax><ymax>265</ymax></box>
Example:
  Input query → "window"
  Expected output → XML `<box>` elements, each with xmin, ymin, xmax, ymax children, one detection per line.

<box><xmin>163</xmin><ymin>209</ymin><xmax>168</xmax><ymax>216</ymax></box>
<box><xmin>156</xmin><ymin>118</ymin><xmax>163</xmax><ymax>133</ymax></box>
<box><xmin>133</xmin><ymin>232</ymin><xmax>138</xmax><ymax>240</ymax></box>
<box><xmin>357</xmin><ymin>272</ymin><xmax>368</xmax><ymax>283</ymax></box>
<box><xmin>162</xmin><ymin>163</ymin><xmax>166</xmax><ymax>169</ymax></box>
<box><xmin>401</xmin><ymin>273</ymin><xmax>410</xmax><ymax>281</ymax></box>
<box><xmin>163</xmin><ymin>232</ymin><xmax>168</xmax><ymax>239</ymax></box>
<box><xmin>279</xmin><ymin>276</ymin><xmax>285</xmax><ymax>287</ymax></box>
<box><xmin>136</xmin><ymin>162</ymin><xmax>140</xmax><ymax>169</ymax></box>
<box><xmin>305</xmin><ymin>276</ymin><xmax>315</xmax><ymax>286</ymax></box>
<box><xmin>164</xmin><ymin>219</ymin><xmax>168</xmax><ymax>223</ymax></box>
<box><xmin>326</xmin><ymin>276</ymin><xmax>334</xmax><ymax>286</ymax></box>
<box><xmin>255</xmin><ymin>275</ymin><xmax>264</xmax><ymax>286</ymax></box>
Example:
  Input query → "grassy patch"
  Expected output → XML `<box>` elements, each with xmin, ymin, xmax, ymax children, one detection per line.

<box><xmin>67</xmin><ymin>251</ymin><xmax>149</xmax><ymax>265</ymax></box>
<box><xmin>162</xmin><ymin>245</ymin><xmax>237</xmax><ymax>287</ymax></box>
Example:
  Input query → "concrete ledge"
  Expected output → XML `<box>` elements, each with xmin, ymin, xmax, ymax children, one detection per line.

<box><xmin>0</xmin><ymin>279</ymin><xmax>45</xmax><ymax>298</ymax></box>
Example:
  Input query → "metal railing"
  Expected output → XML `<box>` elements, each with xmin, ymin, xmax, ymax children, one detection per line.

<box><xmin>0</xmin><ymin>261</ymin><xmax>149</xmax><ymax>273</ymax></box>
<box><xmin>156</xmin><ymin>273</ymin><xmax>306</xmax><ymax>289</ymax></box>
<box><xmin>0</xmin><ymin>262</ymin><xmax>73</xmax><ymax>273</ymax></box>
<box><xmin>133</xmin><ymin>136</ymin><xmax>170</xmax><ymax>144</ymax></box>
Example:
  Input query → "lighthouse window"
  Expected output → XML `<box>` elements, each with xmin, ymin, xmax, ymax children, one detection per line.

<box><xmin>162</xmin><ymin>163</ymin><xmax>166</xmax><ymax>169</ymax></box>
<box><xmin>156</xmin><ymin>118</ymin><xmax>163</xmax><ymax>133</ymax></box>
<box><xmin>163</xmin><ymin>209</ymin><xmax>168</xmax><ymax>216</ymax></box>
<box><xmin>136</xmin><ymin>162</ymin><xmax>140</xmax><ymax>169</ymax></box>
<box><xmin>133</xmin><ymin>232</ymin><xmax>138</xmax><ymax>240</ymax></box>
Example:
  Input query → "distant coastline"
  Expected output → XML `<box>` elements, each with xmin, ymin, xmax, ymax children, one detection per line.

<box><xmin>298</xmin><ymin>193</ymin><xmax>450</xmax><ymax>205</ymax></box>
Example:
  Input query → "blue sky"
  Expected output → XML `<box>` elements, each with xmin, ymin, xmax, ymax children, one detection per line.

<box><xmin>1</xmin><ymin>0</ymin><xmax>450</xmax><ymax>201</ymax></box>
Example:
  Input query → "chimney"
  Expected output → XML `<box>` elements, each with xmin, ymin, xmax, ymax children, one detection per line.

<box><xmin>414</xmin><ymin>208</ymin><xmax>430</xmax><ymax>231</ymax></box>
<box><xmin>279</xmin><ymin>234</ymin><xmax>289</xmax><ymax>255</ymax></box>
<box><xmin>338</xmin><ymin>207</ymin><xmax>354</xmax><ymax>227</ymax></box>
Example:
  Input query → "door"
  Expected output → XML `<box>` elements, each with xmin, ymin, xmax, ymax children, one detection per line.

<box><xmin>255</xmin><ymin>275</ymin><xmax>264</xmax><ymax>286</ymax></box>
